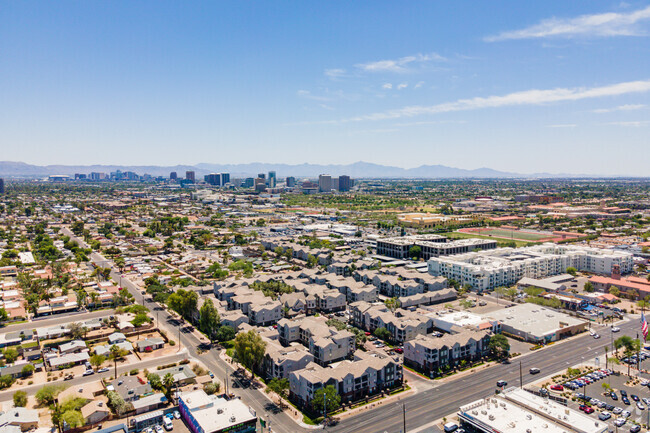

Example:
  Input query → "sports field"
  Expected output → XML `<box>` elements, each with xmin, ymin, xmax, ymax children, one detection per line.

<box><xmin>458</xmin><ymin>227</ymin><xmax>554</xmax><ymax>242</ymax></box>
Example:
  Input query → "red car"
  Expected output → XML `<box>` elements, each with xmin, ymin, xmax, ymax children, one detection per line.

<box><xmin>550</xmin><ymin>385</ymin><xmax>564</xmax><ymax>391</ymax></box>
<box><xmin>579</xmin><ymin>405</ymin><xmax>594</xmax><ymax>414</ymax></box>
<box><xmin>394</xmin><ymin>348</ymin><xmax>403</xmax><ymax>353</ymax></box>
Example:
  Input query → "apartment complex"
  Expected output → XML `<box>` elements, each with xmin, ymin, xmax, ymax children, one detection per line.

<box><xmin>428</xmin><ymin>243</ymin><xmax>633</xmax><ymax>291</ymax></box>
<box><xmin>276</xmin><ymin>316</ymin><xmax>355</xmax><ymax>365</ymax></box>
<box><xmin>403</xmin><ymin>328</ymin><xmax>491</xmax><ymax>375</ymax></box>
<box><xmin>289</xmin><ymin>350</ymin><xmax>402</xmax><ymax>407</ymax></box>
<box><xmin>376</xmin><ymin>235</ymin><xmax>497</xmax><ymax>260</ymax></box>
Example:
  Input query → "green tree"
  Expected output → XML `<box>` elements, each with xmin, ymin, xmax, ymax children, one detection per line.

<box><xmin>373</xmin><ymin>327</ymin><xmax>392</xmax><ymax>342</ymax></box>
<box><xmin>583</xmin><ymin>281</ymin><xmax>594</xmax><ymax>293</ymax></box>
<box><xmin>35</xmin><ymin>384</ymin><xmax>66</xmax><ymax>407</ymax></box>
<box><xmin>131</xmin><ymin>312</ymin><xmax>151</xmax><ymax>327</ymax></box>
<box><xmin>488</xmin><ymin>334</ymin><xmax>510</xmax><ymax>361</ymax></box>
<box><xmin>3</xmin><ymin>347</ymin><xmax>18</xmax><ymax>364</ymax></box>
<box><xmin>167</xmin><ymin>289</ymin><xmax>199</xmax><ymax>321</ymax></box>
<box><xmin>13</xmin><ymin>390</ymin><xmax>27</xmax><ymax>407</ymax></box>
<box><xmin>265</xmin><ymin>378</ymin><xmax>290</xmax><ymax>406</ymax></box>
<box><xmin>21</xmin><ymin>364</ymin><xmax>35</xmax><ymax>376</ymax></box>
<box><xmin>306</xmin><ymin>254</ymin><xmax>318</xmax><ymax>268</ymax></box>
<box><xmin>609</xmin><ymin>286</ymin><xmax>621</xmax><ymax>297</ymax></box>
<box><xmin>89</xmin><ymin>354</ymin><xmax>106</xmax><ymax>371</ymax></box>
<box><xmin>384</xmin><ymin>297</ymin><xmax>401</xmax><ymax>312</ymax></box>
<box><xmin>566</xmin><ymin>267</ymin><xmax>577</xmax><ymax>276</ymax></box>
<box><xmin>408</xmin><ymin>245</ymin><xmax>421</xmax><ymax>259</ymax></box>
<box><xmin>162</xmin><ymin>373</ymin><xmax>175</xmax><ymax>398</ymax></box>
<box><xmin>199</xmin><ymin>299</ymin><xmax>221</xmax><ymax>340</ymax></box>
<box><xmin>216</xmin><ymin>325</ymin><xmax>236</xmax><ymax>342</ymax></box>
<box><xmin>311</xmin><ymin>385</ymin><xmax>341</xmax><ymax>417</ymax></box>
<box><xmin>615</xmin><ymin>335</ymin><xmax>641</xmax><ymax>376</ymax></box>
<box><xmin>233</xmin><ymin>330</ymin><xmax>267</xmax><ymax>377</ymax></box>
<box><xmin>0</xmin><ymin>375</ymin><xmax>14</xmax><ymax>389</ymax></box>
<box><xmin>148</xmin><ymin>373</ymin><xmax>163</xmax><ymax>390</ymax></box>
<box><xmin>0</xmin><ymin>307</ymin><xmax>8</xmax><ymax>322</ymax></box>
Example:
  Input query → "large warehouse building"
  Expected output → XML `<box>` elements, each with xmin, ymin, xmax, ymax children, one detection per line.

<box><xmin>427</xmin><ymin>243</ymin><xmax>633</xmax><ymax>291</ymax></box>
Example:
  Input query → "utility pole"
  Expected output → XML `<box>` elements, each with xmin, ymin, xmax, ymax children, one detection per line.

<box><xmin>519</xmin><ymin>361</ymin><xmax>523</xmax><ymax>389</ymax></box>
<box><xmin>403</xmin><ymin>403</ymin><xmax>406</xmax><ymax>433</ymax></box>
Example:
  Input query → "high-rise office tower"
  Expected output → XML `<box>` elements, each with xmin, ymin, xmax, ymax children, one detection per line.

<box><xmin>170</xmin><ymin>172</ymin><xmax>178</xmax><ymax>180</ymax></box>
<box><xmin>286</xmin><ymin>176</ymin><xmax>296</xmax><ymax>187</ymax></box>
<box><xmin>0</xmin><ymin>178</ymin><xmax>4</xmax><ymax>194</ymax></box>
<box><xmin>338</xmin><ymin>175</ymin><xmax>351</xmax><ymax>192</ymax></box>
<box><xmin>186</xmin><ymin>171</ymin><xmax>195</xmax><ymax>183</ymax></box>
<box><xmin>318</xmin><ymin>174</ymin><xmax>332</xmax><ymax>192</ymax></box>
<box><xmin>268</xmin><ymin>171</ymin><xmax>277</xmax><ymax>188</ymax></box>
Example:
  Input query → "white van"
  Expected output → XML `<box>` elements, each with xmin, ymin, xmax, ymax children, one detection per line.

<box><xmin>163</xmin><ymin>417</ymin><xmax>173</xmax><ymax>431</ymax></box>
<box><xmin>443</xmin><ymin>422</ymin><xmax>458</xmax><ymax>432</ymax></box>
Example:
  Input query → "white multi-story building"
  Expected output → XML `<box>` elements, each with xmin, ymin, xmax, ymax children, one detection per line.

<box><xmin>428</xmin><ymin>243</ymin><xmax>633</xmax><ymax>291</ymax></box>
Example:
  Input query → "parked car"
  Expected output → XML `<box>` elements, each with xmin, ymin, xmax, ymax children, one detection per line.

<box><xmin>82</xmin><ymin>370</ymin><xmax>94</xmax><ymax>376</ymax></box>
<box><xmin>630</xmin><ymin>425</ymin><xmax>641</xmax><ymax>433</ymax></box>
<box><xmin>98</xmin><ymin>367</ymin><xmax>110</xmax><ymax>373</ymax></box>
<box><xmin>550</xmin><ymin>385</ymin><xmax>563</xmax><ymax>391</ymax></box>
<box><xmin>614</xmin><ymin>418</ymin><xmax>626</xmax><ymax>427</ymax></box>
<box><xmin>598</xmin><ymin>412</ymin><xmax>611</xmax><ymax>421</ymax></box>
<box><xmin>173</xmin><ymin>411</ymin><xmax>180</xmax><ymax>419</ymax></box>
<box><xmin>580</xmin><ymin>405</ymin><xmax>595</xmax><ymax>414</ymax></box>
<box><xmin>155</xmin><ymin>425</ymin><xmax>164</xmax><ymax>433</ymax></box>
<box><xmin>64</xmin><ymin>374</ymin><xmax>74</xmax><ymax>380</ymax></box>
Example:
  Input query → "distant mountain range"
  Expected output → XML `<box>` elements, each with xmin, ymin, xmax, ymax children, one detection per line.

<box><xmin>0</xmin><ymin>160</ymin><xmax>616</xmax><ymax>179</ymax></box>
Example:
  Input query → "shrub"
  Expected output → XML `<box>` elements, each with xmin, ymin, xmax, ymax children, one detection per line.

<box><xmin>129</xmin><ymin>369</ymin><xmax>139</xmax><ymax>376</ymax></box>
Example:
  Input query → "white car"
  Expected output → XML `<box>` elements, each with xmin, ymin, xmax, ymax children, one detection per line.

<box><xmin>612</xmin><ymin>327</ymin><xmax>621</xmax><ymax>332</ymax></box>
<box><xmin>614</xmin><ymin>418</ymin><xmax>626</xmax><ymax>427</ymax></box>
<box><xmin>637</xmin><ymin>402</ymin><xmax>645</xmax><ymax>410</ymax></box>
<box><xmin>622</xmin><ymin>410</ymin><xmax>632</xmax><ymax>418</ymax></box>
<box><xmin>155</xmin><ymin>426</ymin><xmax>164</xmax><ymax>433</ymax></box>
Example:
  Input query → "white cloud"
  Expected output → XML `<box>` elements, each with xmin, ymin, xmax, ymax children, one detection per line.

<box><xmin>324</xmin><ymin>68</ymin><xmax>347</xmax><ymax>80</ymax></box>
<box><xmin>485</xmin><ymin>5</ymin><xmax>650</xmax><ymax>41</ymax></box>
<box><xmin>414</xmin><ymin>81</ymin><xmax>425</xmax><ymax>89</ymax></box>
<box><xmin>356</xmin><ymin>53</ymin><xmax>446</xmax><ymax>73</ymax></box>
<box><xmin>606</xmin><ymin>120</ymin><xmax>650</xmax><ymax>126</ymax></box>
<box><xmin>337</xmin><ymin>79</ymin><xmax>650</xmax><ymax>123</ymax></box>
<box><xmin>297</xmin><ymin>90</ymin><xmax>332</xmax><ymax>102</ymax></box>
<box><xmin>382</xmin><ymin>83</ymin><xmax>393</xmax><ymax>89</ymax></box>
<box><xmin>592</xmin><ymin>103</ymin><xmax>646</xmax><ymax>113</ymax></box>
<box><xmin>397</xmin><ymin>83</ymin><xmax>408</xmax><ymax>90</ymax></box>
<box><xmin>547</xmin><ymin>124</ymin><xmax>577</xmax><ymax>128</ymax></box>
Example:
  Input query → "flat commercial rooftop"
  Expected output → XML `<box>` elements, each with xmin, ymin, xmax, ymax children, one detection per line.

<box><xmin>482</xmin><ymin>303</ymin><xmax>586</xmax><ymax>338</ymax></box>
<box><xmin>459</xmin><ymin>387</ymin><xmax>608</xmax><ymax>433</ymax></box>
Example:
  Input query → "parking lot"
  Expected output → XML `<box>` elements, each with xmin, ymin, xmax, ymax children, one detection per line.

<box><xmin>544</xmin><ymin>366</ymin><xmax>650</xmax><ymax>431</ymax></box>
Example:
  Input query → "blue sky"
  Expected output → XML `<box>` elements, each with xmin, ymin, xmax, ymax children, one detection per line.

<box><xmin>1</xmin><ymin>1</ymin><xmax>649</xmax><ymax>175</ymax></box>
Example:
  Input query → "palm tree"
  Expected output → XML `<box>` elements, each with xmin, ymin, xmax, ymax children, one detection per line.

<box><xmin>109</xmin><ymin>345</ymin><xmax>120</xmax><ymax>379</ymax></box>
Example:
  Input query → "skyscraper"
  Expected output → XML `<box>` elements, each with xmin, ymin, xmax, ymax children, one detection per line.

<box><xmin>0</xmin><ymin>178</ymin><xmax>4</xmax><ymax>194</ymax></box>
<box><xmin>318</xmin><ymin>174</ymin><xmax>332</xmax><ymax>192</ymax></box>
<box><xmin>338</xmin><ymin>175</ymin><xmax>351</xmax><ymax>192</ymax></box>
<box><xmin>186</xmin><ymin>171</ymin><xmax>195</xmax><ymax>183</ymax></box>
<box><xmin>170</xmin><ymin>172</ymin><xmax>178</xmax><ymax>180</ymax></box>
<box><xmin>286</xmin><ymin>176</ymin><xmax>296</xmax><ymax>187</ymax></box>
<box><xmin>268</xmin><ymin>171</ymin><xmax>276</xmax><ymax>188</ymax></box>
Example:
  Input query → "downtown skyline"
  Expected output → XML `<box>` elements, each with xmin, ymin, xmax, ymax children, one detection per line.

<box><xmin>1</xmin><ymin>1</ymin><xmax>649</xmax><ymax>175</ymax></box>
